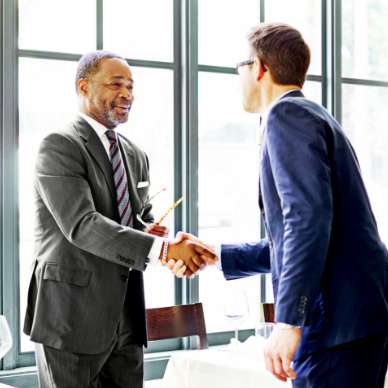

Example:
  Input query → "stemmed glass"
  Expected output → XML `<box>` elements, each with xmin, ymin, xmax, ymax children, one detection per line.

<box><xmin>223</xmin><ymin>287</ymin><xmax>249</xmax><ymax>345</ymax></box>
<box><xmin>0</xmin><ymin>315</ymin><xmax>12</xmax><ymax>360</ymax></box>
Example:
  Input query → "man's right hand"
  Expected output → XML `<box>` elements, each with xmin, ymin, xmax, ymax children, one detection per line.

<box><xmin>166</xmin><ymin>232</ymin><xmax>218</xmax><ymax>276</ymax></box>
<box><xmin>166</xmin><ymin>236</ymin><xmax>216</xmax><ymax>274</ymax></box>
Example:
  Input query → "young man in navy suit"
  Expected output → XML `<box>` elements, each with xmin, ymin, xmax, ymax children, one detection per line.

<box><xmin>170</xmin><ymin>23</ymin><xmax>388</xmax><ymax>387</ymax></box>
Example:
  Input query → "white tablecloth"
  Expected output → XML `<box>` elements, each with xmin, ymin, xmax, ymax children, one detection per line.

<box><xmin>162</xmin><ymin>336</ymin><xmax>292</xmax><ymax>388</ymax></box>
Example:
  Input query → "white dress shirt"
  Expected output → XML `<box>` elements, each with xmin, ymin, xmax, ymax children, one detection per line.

<box><xmin>79</xmin><ymin>112</ymin><xmax>163</xmax><ymax>265</ymax></box>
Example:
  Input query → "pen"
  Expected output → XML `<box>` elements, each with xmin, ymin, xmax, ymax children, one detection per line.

<box><xmin>148</xmin><ymin>187</ymin><xmax>167</xmax><ymax>202</ymax></box>
<box><xmin>156</xmin><ymin>196</ymin><xmax>184</xmax><ymax>225</ymax></box>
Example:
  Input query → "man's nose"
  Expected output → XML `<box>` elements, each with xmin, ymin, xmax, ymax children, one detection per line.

<box><xmin>119</xmin><ymin>88</ymin><xmax>133</xmax><ymax>101</ymax></box>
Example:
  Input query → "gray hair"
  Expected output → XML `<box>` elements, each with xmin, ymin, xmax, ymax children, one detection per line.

<box><xmin>75</xmin><ymin>50</ymin><xmax>126</xmax><ymax>92</ymax></box>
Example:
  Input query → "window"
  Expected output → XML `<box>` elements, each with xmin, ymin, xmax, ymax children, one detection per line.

<box><xmin>342</xmin><ymin>0</ymin><xmax>388</xmax><ymax>80</ymax></box>
<box><xmin>18</xmin><ymin>0</ymin><xmax>96</xmax><ymax>53</ymax></box>
<box><xmin>6</xmin><ymin>0</ymin><xmax>177</xmax><ymax>368</ymax></box>
<box><xmin>197</xmin><ymin>71</ymin><xmax>261</xmax><ymax>333</ymax></box>
<box><xmin>122</xmin><ymin>66</ymin><xmax>175</xmax><ymax>309</ymax></box>
<box><xmin>197</xmin><ymin>0</ymin><xmax>324</xmax><ymax>335</ymax></box>
<box><xmin>342</xmin><ymin>0</ymin><xmax>388</xmax><ymax>242</ymax></box>
<box><xmin>198</xmin><ymin>0</ymin><xmax>261</xmax><ymax>67</ymax></box>
<box><xmin>104</xmin><ymin>0</ymin><xmax>173</xmax><ymax>62</ymax></box>
<box><xmin>18</xmin><ymin>58</ymin><xmax>78</xmax><ymax>352</ymax></box>
<box><xmin>265</xmin><ymin>0</ymin><xmax>322</xmax><ymax>75</ymax></box>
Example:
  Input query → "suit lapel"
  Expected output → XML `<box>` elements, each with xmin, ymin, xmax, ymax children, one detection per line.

<box><xmin>73</xmin><ymin>116</ymin><xmax>116</xmax><ymax>200</ymax></box>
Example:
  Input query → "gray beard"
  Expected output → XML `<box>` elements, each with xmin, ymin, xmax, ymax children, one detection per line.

<box><xmin>104</xmin><ymin>105</ymin><xmax>131</xmax><ymax>128</ymax></box>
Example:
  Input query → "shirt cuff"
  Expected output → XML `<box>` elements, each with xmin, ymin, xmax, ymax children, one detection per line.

<box><xmin>148</xmin><ymin>237</ymin><xmax>164</xmax><ymax>265</ymax></box>
<box><xmin>277</xmin><ymin>322</ymin><xmax>301</xmax><ymax>329</ymax></box>
<box><xmin>215</xmin><ymin>244</ymin><xmax>222</xmax><ymax>270</ymax></box>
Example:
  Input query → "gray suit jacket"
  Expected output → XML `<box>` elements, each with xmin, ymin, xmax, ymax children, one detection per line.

<box><xmin>24</xmin><ymin>116</ymin><xmax>155</xmax><ymax>354</ymax></box>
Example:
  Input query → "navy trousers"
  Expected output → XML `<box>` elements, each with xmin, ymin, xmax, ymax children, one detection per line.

<box><xmin>292</xmin><ymin>333</ymin><xmax>388</xmax><ymax>388</ymax></box>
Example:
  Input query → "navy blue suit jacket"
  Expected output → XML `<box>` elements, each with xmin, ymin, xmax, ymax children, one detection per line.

<box><xmin>221</xmin><ymin>91</ymin><xmax>388</xmax><ymax>357</ymax></box>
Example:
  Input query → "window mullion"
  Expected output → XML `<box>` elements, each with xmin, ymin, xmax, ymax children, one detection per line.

<box><xmin>96</xmin><ymin>0</ymin><xmax>103</xmax><ymax>50</ymax></box>
<box><xmin>182</xmin><ymin>0</ymin><xmax>199</xmax><ymax>307</ymax></box>
<box><xmin>2</xmin><ymin>0</ymin><xmax>20</xmax><ymax>371</ymax></box>
<box><xmin>326</xmin><ymin>0</ymin><xmax>342</xmax><ymax>122</ymax></box>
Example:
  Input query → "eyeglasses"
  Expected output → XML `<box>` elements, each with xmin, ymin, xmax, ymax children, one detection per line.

<box><xmin>235</xmin><ymin>59</ymin><xmax>254</xmax><ymax>75</ymax></box>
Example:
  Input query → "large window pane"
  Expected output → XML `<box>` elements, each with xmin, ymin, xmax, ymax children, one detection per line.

<box><xmin>18</xmin><ymin>0</ymin><xmax>96</xmax><ymax>53</ymax></box>
<box><xmin>303</xmin><ymin>80</ymin><xmax>322</xmax><ymax>104</ymax></box>
<box><xmin>342</xmin><ymin>0</ymin><xmax>388</xmax><ymax>80</ymax></box>
<box><xmin>19</xmin><ymin>60</ymin><xmax>174</xmax><ymax>353</ymax></box>
<box><xmin>265</xmin><ymin>0</ymin><xmax>322</xmax><ymax>75</ymax></box>
<box><xmin>19</xmin><ymin>58</ymin><xmax>78</xmax><ymax>352</ymax></box>
<box><xmin>342</xmin><ymin>84</ymin><xmax>388</xmax><ymax>243</ymax></box>
<box><xmin>198</xmin><ymin>0</ymin><xmax>261</xmax><ymax>67</ymax></box>
<box><xmin>198</xmin><ymin>72</ymin><xmax>261</xmax><ymax>333</ymax></box>
<box><xmin>104</xmin><ymin>0</ymin><xmax>173</xmax><ymax>62</ymax></box>
<box><xmin>122</xmin><ymin>67</ymin><xmax>175</xmax><ymax>308</ymax></box>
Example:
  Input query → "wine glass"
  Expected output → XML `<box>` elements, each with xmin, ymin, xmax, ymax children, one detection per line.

<box><xmin>223</xmin><ymin>286</ymin><xmax>249</xmax><ymax>345</ymax></box>
<box><xmin>255</xmin><ymin>322</ymin><xmax>275</xmax><ymax>339</ymax></box>
<box><xmin>0</xmin><ymin>315</ymin><xmax>12</xmax><ymax>359</ymax></box>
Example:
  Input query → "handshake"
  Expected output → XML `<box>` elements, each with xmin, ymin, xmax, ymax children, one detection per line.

<box><xmin>146</xmin><ymin>224</ymin><xmax>217</xmax><ymax>277</ymax></box>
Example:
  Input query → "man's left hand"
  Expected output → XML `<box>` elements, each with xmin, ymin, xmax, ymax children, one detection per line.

<box><xmin>146</xmin><ymin>223</ymin><xmax>169</xmax><ymax>238</ymax></box>
<box><xmin>263</xmin><ymin>325</ymin><xmax>301</xmax><ymax>382</ymax></box>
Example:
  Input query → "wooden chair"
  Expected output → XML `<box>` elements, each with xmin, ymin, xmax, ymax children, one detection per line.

<box><xmin>146</xmin><ymin>303</ymin><xmax>208</xmax><ymax>349</ymax></box>
<box><xmin>263</xmin><ymin>303</ymin><xmax>275</xmax><ymax>323</ymax></box>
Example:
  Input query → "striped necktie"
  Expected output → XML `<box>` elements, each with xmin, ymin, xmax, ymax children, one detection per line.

<box><xmin>105</xmin><ymin>130</ymin><xmax>133</xmax><ymax>226</ymax></box>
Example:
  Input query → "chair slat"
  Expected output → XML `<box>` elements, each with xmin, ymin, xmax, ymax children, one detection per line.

<box><xmin>146</xmin><ymin>303</ymin><xmax>208</xmax><ymax>349</ymax></box>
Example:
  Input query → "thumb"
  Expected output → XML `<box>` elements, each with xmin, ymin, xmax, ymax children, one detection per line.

<box><xmin>145</xmin><ymin>223</ymin><xmax>156</xmax><ymax>232</ymax></box>
<box><xmin>282</xmin><ymin>355</ymin><xmax>296</xmax><ymax>380</ymax></box>
<box><xmin>200</xmin><ymin>254</ymin><xmax>218</xmax><ymax>265</ymax></box>
<box><xmin>174</xmin><ymin>231</ymin><xmax>192</xmax><ymax>244</ymax></box>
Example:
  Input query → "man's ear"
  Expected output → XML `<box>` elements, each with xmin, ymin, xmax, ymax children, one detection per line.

<box><xmin>257</xmin><ymin>66</ymin><xmax>264</xmax><ymax>81</ymax></box>
<box><xmin>77</xmin><ymin>78</ymin><xmax>88</xmax><ymax>96</ymax></box>
<box><xmin>254</xmin><ymin>57</ymin><xmax>267</xmax><ymax>81</ymax></box>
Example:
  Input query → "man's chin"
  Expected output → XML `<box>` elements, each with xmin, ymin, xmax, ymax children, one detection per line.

<box><xmin>242</xmin><ymin>102</ymin><xmax>258</xmax><ymax>113</ymax></box>
<box><xmin>107</xmin><ymin>113</ymin><xmax>129</xmax><ymax>126</ymax></box>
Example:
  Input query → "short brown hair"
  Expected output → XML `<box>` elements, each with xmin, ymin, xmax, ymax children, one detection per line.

<box><xmin>248</xmin><ymin>23</ymin><xmax>310</xmax><ymax>87</ymax></box>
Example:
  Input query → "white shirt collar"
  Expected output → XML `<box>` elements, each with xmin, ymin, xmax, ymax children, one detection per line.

<box><xmin>260</xmin><ymin>88</ymin><xmax>301</xmax><ymax>129</ymax></box>
<box><xmin>79</xmin><ymin>112</ymin><xmax>114</xmax><ymax>140</ymax></box>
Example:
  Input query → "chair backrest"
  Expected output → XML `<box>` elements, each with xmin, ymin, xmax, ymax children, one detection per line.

<box><xmin>146</xmin><ymin>303</ymin><xmax>208</xmax><ymax>349</ymax></box>
<box><xmin>263</xmin><ymin>303</ymin><xmax>275</xmax><ymax>323</ymax></box>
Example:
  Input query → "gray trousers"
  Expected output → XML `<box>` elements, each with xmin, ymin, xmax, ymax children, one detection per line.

<box><xmin>34</xmin><ymin>333</ymin><xmax>144</xmax><ymax>388</ymax></box>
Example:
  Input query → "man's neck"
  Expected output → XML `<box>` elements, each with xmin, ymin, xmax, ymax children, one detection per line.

<box><xmin>260</xmin><ymin>84</ymin><xmax>301</xmax><ymax>113</ymax></box>
<box><xmin>79</xmin><ymin>108</ymin><xmax>116</xmax><ymax>130</ymax></box>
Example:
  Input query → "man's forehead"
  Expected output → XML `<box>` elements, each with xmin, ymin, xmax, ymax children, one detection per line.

<box><xmin>110</xmin><ymin>75</ymin><xmax>134</xmax><ymax>83</ymax></box>
<box><xmin>99</xmin><ymin>57</ymin><xmax>130</xmax><ymax>71</ymax></box>
<box><xmin>96</xmin><ymin>58</ymin><xmax>132</xmax><ymax>78</ymax></box>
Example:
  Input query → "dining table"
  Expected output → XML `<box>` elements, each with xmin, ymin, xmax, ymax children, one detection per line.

<box><xmin>162</xmin><ymin>335</ymin><xmax>292</xmax><ymax>388</ymax></box>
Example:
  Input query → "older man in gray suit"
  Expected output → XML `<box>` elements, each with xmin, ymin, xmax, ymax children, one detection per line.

<box><xmin>23</xmin><ymin>51</ymin><xmax>214</xmax><ymax>388</ymax></box>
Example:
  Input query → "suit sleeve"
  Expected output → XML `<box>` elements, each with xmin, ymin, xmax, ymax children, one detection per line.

<box><xmin>221</xmin><ymin>239</ymin><xmax>271</xmax><ymax>280</ymax></box>
<box><xmin>266</xmin><ymin>101</ymin><xmax>333</xmax><ymax>326</ymax></box>
<box><xmin>35</xmin><ymin>132</ymin><xmax>155</xmax><ymax>271</ymax></box>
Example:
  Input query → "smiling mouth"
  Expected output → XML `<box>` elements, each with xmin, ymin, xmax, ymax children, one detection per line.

<box><xmin>114</xmin><ymin>106</ymin><xmax>130</xmax><ymax>113</ymax></box>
